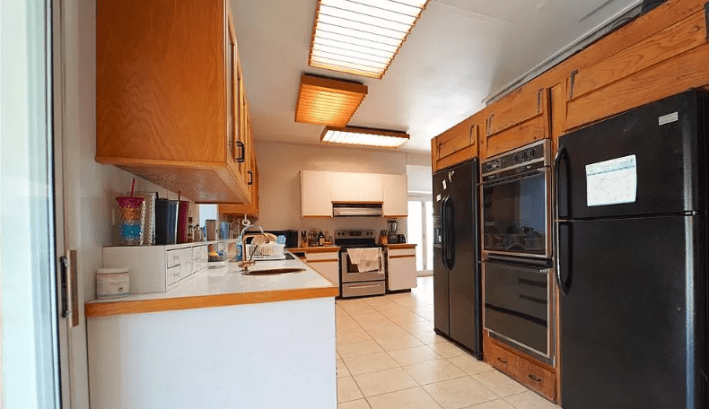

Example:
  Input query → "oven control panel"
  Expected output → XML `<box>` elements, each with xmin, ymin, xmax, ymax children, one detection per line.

<box><xmin>481</xmin><ymin>140</ymin><xmax>550</xmax><ymax>179</ymax></box>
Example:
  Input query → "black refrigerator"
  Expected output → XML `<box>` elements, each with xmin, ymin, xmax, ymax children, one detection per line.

<box><xmin>433</xmin><ymin>159</ymin><xmax>482</xmax><ymax>358</ymax></box>
<box><xmin>556</xmin><ymin>90</ymin><xmax>708</xmax><ymax>409</ymax></box>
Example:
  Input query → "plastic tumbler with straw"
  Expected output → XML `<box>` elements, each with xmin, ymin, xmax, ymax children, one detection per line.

<box><xmin>116</xmin><ymin>179</ymin><xmax>145</xmax><ymax>246</ymax></box>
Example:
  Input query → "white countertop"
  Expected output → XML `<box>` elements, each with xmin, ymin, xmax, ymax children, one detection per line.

<box><xmin>87</xmin><ymin>254</ymin><xmax>336</xmax><ymax>306</ymax></box>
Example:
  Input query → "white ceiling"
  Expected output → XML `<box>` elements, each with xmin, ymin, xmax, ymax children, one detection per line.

<box><xmin>230</xmin><ymin>0</ymin><xmax>640</xmax><ymax>153</ymax></box>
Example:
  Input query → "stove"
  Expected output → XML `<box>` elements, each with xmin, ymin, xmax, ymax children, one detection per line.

<box><xmin>336</xmin><ymin>229</ymin><xmax>386</xmax><ymax>298</ymax></box>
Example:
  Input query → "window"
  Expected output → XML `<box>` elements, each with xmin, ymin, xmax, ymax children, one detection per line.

<box><xmin>407</xmin><ymin>197</ymin><xmax>433</xmax><ymax>275</ymax></box>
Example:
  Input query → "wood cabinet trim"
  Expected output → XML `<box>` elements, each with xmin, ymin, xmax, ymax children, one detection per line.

<box><xmin>389</xmin><ymin>255</ymin><xmax>416</xmax><ymax>259</ymax></box>
<box><xmin>85</xmin><ymin>286</ymin><xmax>339</xmax><ymax>318</ymax></box>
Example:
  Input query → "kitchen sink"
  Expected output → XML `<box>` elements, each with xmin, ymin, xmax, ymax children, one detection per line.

<box><xmin>242</xmin><ymin>267</ymin><xmax>305</xmax><ymax>276</ymax></box>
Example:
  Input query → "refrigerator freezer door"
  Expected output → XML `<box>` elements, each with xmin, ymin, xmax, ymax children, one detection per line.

<box><xmin>448</xmin><ymin>159</ymin><xmax>481</xmax><ymax>355</ymax></box>
<box><xmin>433</xmin><ymin>169</ymin><xmax>450</xmax><ymax>336</ymax></box>
<box><xmin>432</xmin><ymin>160</ymin><xmax>482</xmax><ymax>356</ymax></box>
<box><xmin>557</xmin><ymin>90</ymin><xmax>702</xmax><ymax>220</ymax></box>
<box><xmin>559</xmin><ymin>215</ymin><xmax>705</xmax><ymax>409</ymax></box>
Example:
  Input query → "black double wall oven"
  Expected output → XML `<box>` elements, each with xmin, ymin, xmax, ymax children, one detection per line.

<box><xmin>481</xmin><ymin>140</ymin><xmax>554</xmax><ymax>362</ymax></box>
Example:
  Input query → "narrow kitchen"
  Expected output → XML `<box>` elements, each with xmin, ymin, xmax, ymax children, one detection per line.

<box><xmin>2</xmin><ymin>0</ymin><xmax>708</xmax><ymax>409</ymax></box>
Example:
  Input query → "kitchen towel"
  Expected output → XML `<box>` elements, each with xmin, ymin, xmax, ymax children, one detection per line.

<box><xmin>347</xmin><ymin>248</ymin><xmax>380</xmax><ymax>272</ymax></box>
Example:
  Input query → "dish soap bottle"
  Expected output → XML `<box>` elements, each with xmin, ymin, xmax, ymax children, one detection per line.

<box><xmin>318</xmin><ymin>231</ymin><xmax>325</xmax><ymax>246</ymax></box>
<box><xmin>236</xmin><ymin>235</ymin><xmax>243</xmax><ymax>261</ymax></box>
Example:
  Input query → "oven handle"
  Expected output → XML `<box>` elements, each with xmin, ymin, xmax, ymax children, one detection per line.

<box><xmin>481</xmin><ymin>167</ymin><xmax>548</xmax><ymax>186</ymax></box>
<box><xmin>554</xmin><ymin>145</ymin><xmax>570</xmax><ymax>296</ymax></box>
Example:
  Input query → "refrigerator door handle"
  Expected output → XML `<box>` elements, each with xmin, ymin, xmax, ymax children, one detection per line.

<box><xmin>554</xmin><ymin>145</ymin><xmax>571</xmax><ymax>295</ymax></box>
<box><xmin>445</xmin><ymin>196</ymin><xmax>456</xmax><ymax>270</ymax></box>
<box><xmin>440</xmin><ymin>196</ymin><xmax>449</xmax><ymax>271</ymax></box>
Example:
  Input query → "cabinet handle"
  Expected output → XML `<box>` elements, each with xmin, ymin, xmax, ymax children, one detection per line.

<box><xmin>247</xmin><ymin>170</ymin><xmax>253</xmax><ymax>185</ymax></box>
<box><xmin>236</xmin><ymin>141</ymin><xmax>245</xmax><ymax>163</ymax></box>
<box><xmin>496</xmin><ymin>357</ymin><xmax>508</xmax><ymax>365</ymax></box>
<box><xmin>528</xmin><ymin>374</ymin><xmax>542</xmax><ymax>382</ymax></box>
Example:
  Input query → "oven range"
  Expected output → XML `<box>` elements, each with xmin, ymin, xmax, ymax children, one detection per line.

<box><xmin>480</xmin><ymin>140</ymin><xmax>555</xmax><ymax>363</ymax></box>
<box><xmin>335</xmin><ymin>229</ymin><xmax>386</xmax><ymax>298</ymax></box>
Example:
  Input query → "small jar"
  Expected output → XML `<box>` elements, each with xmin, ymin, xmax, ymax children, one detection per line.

<box><xmin>96</xmin><ymin>268</ymin><xmax>130</xmax><ymax>299</ymax></box>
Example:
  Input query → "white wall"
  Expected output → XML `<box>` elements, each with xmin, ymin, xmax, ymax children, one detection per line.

<box><xmin>407</xmin><ymin>164</ymin><xmax>433</xmax><ymax>195</ymax></box>
<box><xmin>253</xmin><ymin>141</ymin><xmax>409</xmax><ymax>236</ymax></box>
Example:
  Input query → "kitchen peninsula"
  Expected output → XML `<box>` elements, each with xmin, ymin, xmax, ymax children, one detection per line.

<box><xmin>85</xmin><ymin>256</ymin><xmax>338</xmax><ymax>409</ymax></box>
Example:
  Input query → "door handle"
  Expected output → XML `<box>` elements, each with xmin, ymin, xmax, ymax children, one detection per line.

<box><xmin>445</xmin><ymin>197</ymin><xmax>455</xmax><ymax>270</ymax></box>
<box><xmin>440</xmin><ymin>197</ymin><xmax>449</xmax><ymax>270</ymax></box>
<box><xmin>554</xmin><ymin>145</ymin><xmax>571</xmax><ymax>295</ymax></box>
<box><xmin>247</xmin><ymin>170</ymin><xmax>253</xmax><ymax>185</ymax></box>
<box><xmin>236</xmin><ymin>141</ymin><xmax>245</xmax><ymax>163</ymax></box>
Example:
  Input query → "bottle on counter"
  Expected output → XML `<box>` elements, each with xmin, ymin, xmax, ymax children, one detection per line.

<box><xmin>236</xmin><ymin>235</ymin><xmax>243</xmax><ymax>261</ymax></box>
<box><xmin>318</xmin><ymin>231</ymin><xmax>325</xmax><ymax>246</ymax></box>
<box><xmin>186</xmin><ymin>217</ymin><xmax>194</xmax><ymax>243</ymax></box>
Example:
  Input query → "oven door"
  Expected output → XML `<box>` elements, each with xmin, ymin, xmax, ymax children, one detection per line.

<box><xmin>482</xmin><ymin>169</ymin><xmax>551</xmax><ymax>258</ymax></box>
<box><xmin>483</xmin><ymin>260</ymin><xmax>552</xmax><ymax>359</ymax></box>
<box><xmin>340</xmin><ymin>248</ymin><xmax>385</xmax><ymax>283</ymax></box>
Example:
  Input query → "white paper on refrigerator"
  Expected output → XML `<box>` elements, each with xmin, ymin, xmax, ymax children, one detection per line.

<box><xmin>586</xmin><ymin>155</ymin><xmax>637</xmax><ymax>207</ymax></box>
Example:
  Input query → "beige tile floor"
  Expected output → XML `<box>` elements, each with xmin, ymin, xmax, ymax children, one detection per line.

<box><xmin>336</xmin><ymin>276</ymin><xmax>558</xmax><ymax>409</ymax></box>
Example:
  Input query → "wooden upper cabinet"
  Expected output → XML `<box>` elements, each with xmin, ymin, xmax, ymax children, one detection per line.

<box><xmin>96</xmin><ymin>0</ymin><xmax>252</xmax><ymax>204</ymax></box>
<box><xmin>481</xmin><ymin>88</ymin><xmax>551</xmax><ymax>159</ymax></box>
<box><xmin>431</xmin><ymin>117</ymin><xmax>478</xmax><ymax>172</ymax></box>
<box><xmin>564</xmin><ymin>8</ymin><xmax>709</xmax><ymax>131</ymax></box>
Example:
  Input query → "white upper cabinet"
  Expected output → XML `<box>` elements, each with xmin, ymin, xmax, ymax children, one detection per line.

<box><xmin>382</xmin><ymin>174</ymin><xmax>408</xmax><ymax>217</ymax></box>
<box><xmin>331</xmin><ymin>173</ymin><xmax>383</xmax><ymax>203</ymax></box>
<box><xmin>301</xmin><ymin>170</ymin><xmax>332</xmax><ymax>217</ymax></box>
<box><xmin>301</xmin><ymin>170</ymin><xmax>407</xmax><ymax>218</ymax></box>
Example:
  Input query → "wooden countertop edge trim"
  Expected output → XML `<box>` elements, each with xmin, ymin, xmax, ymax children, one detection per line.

<box><xmin>288</xmin><ymin>246</ymin><xmax>340</xmax><ymax>253</ymax></box>
<box><xmin>85</xmin><ymin>286</ymin><xmax>339</xmax><ymax>318</ymax></box>
<box><xmin>307</xmin><ymin>258</ymin><xmax>339</xmax><ymax>263</ymax></box>
<box><xmin>389</xmin><ymin>254</ymin><xmax>416</xmax><ymax>259</ymax></box>
<box><xmin>385</xmin><ymin>244</ymin><xmax>417</xmax><ymax>249</ymax></box>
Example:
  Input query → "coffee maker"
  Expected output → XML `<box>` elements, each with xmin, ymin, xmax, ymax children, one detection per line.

<box><xmin>387</xmin><ymin>219</ymin><xmax>399</xmax><ymax>244</ymax></box>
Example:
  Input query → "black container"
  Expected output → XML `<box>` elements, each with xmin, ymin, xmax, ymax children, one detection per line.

<box><xmin>264</xmin><ymin>230</ymin><xmax>299</xmax><ymax>248</ymax></box>
<box><xmin>155</xmin><ymin>199</ymin><xmax>179</xmax><ymax>245</ymax></box>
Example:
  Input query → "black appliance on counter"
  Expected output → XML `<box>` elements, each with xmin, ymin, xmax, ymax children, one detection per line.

<box><xmin>556</xmin><ymin>90</ymin><xmax>708</xmax><ymax>409</ymax></box>
<box><xmin>432</xmin><ymin>159</ymin><xmax>482</xmax><ymax>357</ymax></box>
<box><xmin>264</xmin><ymin>230</ymin><xmax>298</xmax><ymax>248</ymax></box>
<box><xmin>481</xmin><ymin>140</ymin><xmax>554</xmax><ymax>363</ymax></box>
<box><xmin>336</xmin><ymin>229</ymin><xmax>386</xmax><ymax>298</ymax></box>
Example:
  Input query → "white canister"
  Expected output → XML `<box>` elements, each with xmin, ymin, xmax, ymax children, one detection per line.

<box><xmin>96</xmin><ymin>268</ymin><xmax>130</xmax><ymax>299</ymax></box>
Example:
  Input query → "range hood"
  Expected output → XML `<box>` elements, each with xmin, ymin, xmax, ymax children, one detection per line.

<box><xmin>332</xmin><ymin>203</ymin><xmax>383</xmax><ymax>217</ymax></box>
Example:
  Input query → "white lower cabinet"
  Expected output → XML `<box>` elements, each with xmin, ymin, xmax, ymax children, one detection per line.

<box><xmin>305</xmin><ymin>251</ymin><xmax>340</xmax><ymax>286</ymax></box>
<box><xmin>387</xmin><ymin>246</ymin><xmax>417</xmax><ymax>291</ymax></box>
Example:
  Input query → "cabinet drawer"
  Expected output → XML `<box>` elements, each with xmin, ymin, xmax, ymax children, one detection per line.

<box><xmin>388</xmin><ymin>248</ymin><xmax>415</xmax><ymax>257</ymax></box>
<box><xmin>305</xmin><ymin>251</ymin><xmax>339</xmax><ymax>262</ymax></box>
<box><xmin>516</xmin><ymin>358</ymin><xmax>556</xmax><ymax>401</ymax></box>
<box><xmin>487</xmin><ymin>341</ymin><xmax>519</xmax><ymax>375</ymax></box>
<box><xmin>166</xmin><ymin>249</ymin><xmax>180</xmax><ymax>268</ymax></box>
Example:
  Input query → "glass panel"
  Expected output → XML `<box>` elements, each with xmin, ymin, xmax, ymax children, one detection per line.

<box><xmin>482</xmin><ymin>173</ymin><xmax>547</xmax><ymax>255</ymax></box>
<box><xmin>425</xmin><ymin>200</ymin><xmax>433</xmax><ymax>271</ymax></box>
<box><xmin>407</xmin><ymin>201</ymin><xmax>423</xmax><ymax>271</ymax></box>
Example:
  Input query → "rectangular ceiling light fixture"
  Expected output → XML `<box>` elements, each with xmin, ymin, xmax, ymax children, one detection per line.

<box><xmin>309</xmin><ymin>0</ymin><xmax>429</xmax><ymax>79</ymax></box>
<box><xmin>321</xmin><ymin>126</ymin><xmax>409</xmax><ymax>148</ymax></box>
<box><xmin>295</xmin><ymin>74</ymin><xmax>368</xmax><ymax>127</ymax></box>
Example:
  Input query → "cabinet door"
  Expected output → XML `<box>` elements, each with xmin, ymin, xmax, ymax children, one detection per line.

<box><xmin>301</xmin><ymin>170</ymin><xmax>332</xmax><ymax>217</ymax></box>
<box><xmin>382</xmin><ymin>174</ymin><xmax>407</xmax><ymax>217</ymax></box>
<box><xmin>481</xmin><ymin>88</ymin><xmax>550</xmax><ymax>158</ymax></box>
<box><xmin>387</xmin><ymin>253</ymin><xmax>416</xmax><ymax>291</ymax></box>
<box><xmin>307</xmin><ymin>260</ymin><xmax>340</xmax><ymax>286</ymax></box>
<box><xmin>432</xmin><ymin>118</ymin><xmax>478</xmax><ymax>172</ymax></box>
<box><xmin>564</xmin><ymin>11</ymin><xmax>707</xmax><ymax>131</ymax></box>
<box><xmin>331</xmin><ymin>173</ymin><xmax>382</xmax><ymax>202</ymax></box>
<box><xmin>226</xmin><ymin>13</ymin><xmax>248</xmax><ymax>193</ymax></box>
